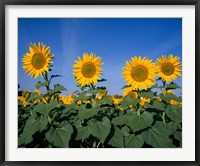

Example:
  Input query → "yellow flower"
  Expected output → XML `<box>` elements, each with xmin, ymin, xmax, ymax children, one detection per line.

<box><xmin>117</xmin><ymin>105</ymin><xmax>123</xmax><ymax>111</ymax></box>
<box><xmin>73</xmin><ymin>52</ymin><xmax>103</xmax><ymax>86</ymax></box>
<box><xmin>122</xmin><ymin>56</ymin><xmax>157</xmax><ymax>90</ymax></box>
<box><xmin>22</xmin><ymin>42</ymin><xmax>54</xmax><ymax>79</ymax></box>
<box><xmin>22</xmin><ymin>91</ymin><xmax>30</xmax><ymax>100</ymax></box>
<box><xmin>60</xmin><ymin>94</ymin><xmax>75</xmax><ymax>105</ymax></box>
<box><xmin>77</xmin><ymin>100</ymin><xmax>82</xmax><ymax>105</ymax></box>
<box><xmin>156</xmin><ymin>54</ymin><xmax>182</xmax><ymax>82</ymax></box>
<box><xmin>110</xmin><ymin>96</ymin><xmax>122</xmax><ymax>105</ymax></box>
<box><xmin>139</xmin><ymin>97</ymin><xmax>150</xmax><ymax>106</ymax></box>
<box><xmin>166</xmin><ymin>90</ymin><xmax>175</xmax><ymax>95</ymax></box>
<box><xmin>157</xmin><ymin>96</ymin><xmax>162</xmax><ymax>102</ymax></box>
<box><xmin>18</xmin><ymin>96</ymin><xmax>29</xmax><ymax>107</ymax></box>
<box><xmin>170</xmin><ymin>99</ymin><xmax>182</xmax><ymax>106</ymax></box>
<box><xmin>96</xmin><ymin>88</ymin><xmax>107</xmax><ymax>100</ymax></box>
<box><xmin>34</xmin><ymin>89</ymin><xmax>41</xmax><ymax>96</ymax></box>
<box><xmin>123</xmin><ymin>87</ymin><xmax>138</xmax><ymax>99</ymax></box>
<box><xmin>41</xmin><ymin>97</ymin><xmax>48</xmax><ymax>104</ymax></box>
<box><xmin>85</xmin><ymin>100</ymin><xmax>91</xmax><ymax>104</ymax></box>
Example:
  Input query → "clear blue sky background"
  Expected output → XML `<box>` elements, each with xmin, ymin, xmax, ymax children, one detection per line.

<box><xmin>18</xmin><ymin>18</ymin><xmax>182</xmax><ymax>95</ymax></box>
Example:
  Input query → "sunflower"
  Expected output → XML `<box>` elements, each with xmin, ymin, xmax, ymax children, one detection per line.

<box><xmin>170</xmin><ymin>99</ymin><xmax>182</xmax><ymax>106</ymax></box>
<box><xmin>22</xmin><ymin>42</ymin><xmax>54</xmax><ymax>79</ymax></box>
<box><xmin>22</xmin><ymin>91</ymin><xmax>30</xmax><ymax>100</ymax></box>
<box><xmin>96</xmin><ymin>88</ymin><xmax>107</xmax><ymax>100</ymax></box>
<box><xmin>59</xmin><ymin>94</ymin><xmax>75</xmax><ymax>105</ymax></box>
<box><xmin>18</xmin><ymin>96</ymin><xmax>29</xmax><ymax>107</ymax></box>
<box><xmin>122</xmin><ymin>56</ymin><xmax>157</xmax><ymax>90</ymax></box>
<box><xmin>156</xmin><ymin>54</ymin><xmax>182</xmax><ymax>82</ymax></box>
<box><xmin>123</xmin><ymin>87</ymin><xmax>138</xmax><ymax>99</ymax></box>
<box><xmin>139</xmin><ymin>97</ymin><xmax>150</xmax><ymax>106</ymax></box>
<box><xmin>109</xmin><ymin>96</ymin><xmax>122</xmax><ymax>105</ymax></box>
<box><xmin>77</xmin><ymin>100</ymin><xmax>82</xmax><ymax>105</ymax></box>
<box><xmin>73</xmin><ymin>52</ymin><xmax>103</xmax><ymax>87</ymax></box>
<box><xmin>166</xmin><ymin>89</ymin><xmax>175</xmax><ymax>95</ymax></box>
<box><xmin>34</xmin><ymin>89</ymin><xmax>41</xmax><ymax>96</ymax></box>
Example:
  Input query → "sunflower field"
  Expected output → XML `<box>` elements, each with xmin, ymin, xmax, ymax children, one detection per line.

<box><xmin>18</xmin><ymin>42</ymin><xmax>182</xmax><ymax>148</ymax></box>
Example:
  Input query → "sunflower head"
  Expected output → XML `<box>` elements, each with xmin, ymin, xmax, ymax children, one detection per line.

<box><xmin>166</xmin><ymin>90</ymin><xmax>175</xmax><ymax>95</ymax></box>
<box><xmin>22</xmin><ymin>42</ymin><xmax>54</xmax><ymax>79</ymax></box>
<box><xmin>34</xmin><ymin>89</ymin><xmax>41</xmax><ymax>96</ymax></box>
<box><xmin>59</xmin><ymin>94</ymin><xmax>75</xmax><ymax>105</ymax></box>
<box><xmin>77</xmin><ymin>100</ymin><xmax>82</xmax><ymax>105</ymax></box>
<box><xmin>170</xmin><ymin>99</ymin><xmax>182</xmax><ymax>106</ymax></box>
<box><xmin>122</xmin><ymin>56</ymin><xmax>157</xmax><ymax>90</ymax></box>
<box><xmin>18</xmin><ymin>96</ymin><xmax>29</xmax><ymax>107</ymax></box>
<box><xmin>96</xmin><ymin>88</ymin><xmax>107</xmax><ymax>100</ymax></box>
<box><xmin>123</xmin><ymin>87</ymin><xmax>138</xmax><ymax>99</ymax></box>
<box><xmin>156</xmin><ymin>54</ymin><xmax>182</xmax><ymax>82</ymax></box>
<box><xmin>73</xmin><ymin>52</ymin><xmax>103</xmax><ymax>87</ymax></box>
<box><xmin>109</xmin><ymin>95</ymin><xmax>122</xmax><ymax>105</ymax></box>
<box><xmin>139</xmin><ymin>97</ymin><xmax>150</xmax><ymax>106</ymax></box>
<box><xmin>22</xmin><ymin>91</ymin><xmax>30</xmax><ymax>100</ymax></box>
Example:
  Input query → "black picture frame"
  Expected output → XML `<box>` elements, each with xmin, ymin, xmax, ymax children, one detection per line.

<box><xmin>1</xmin><ymin>0</ymin><xmax>199</xmax><ymax>166</ymax></box>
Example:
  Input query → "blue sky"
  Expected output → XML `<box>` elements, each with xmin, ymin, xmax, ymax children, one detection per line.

<box><xmin>18</xmin><ymin>18</ymin><xmax>182</xmax><ymax>95</ymax></box>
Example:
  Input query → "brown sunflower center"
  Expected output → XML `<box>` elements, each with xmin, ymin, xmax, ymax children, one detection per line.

<box><xmin>81</xmin><ymin>62</ymin><xmax>96</xmax><ymax>78</ymax></box>
<box><xmin>127</xmin><ymin>91</ymin><xmax>137</xmax><ymax>99</ymax></box>
<box><xmin>131</xmin><ymin>66</ymin><xmax>148</xmax><ymax>82</ymax></box>
<box><xmin>161</xmin><ymin>63</ymin><xmax>174</xmax><ymax>76</ymax></box>
<box><xmin>31</xmin><ymin>53</ymin><xmax>46</xmax><ymax>69</ymax></box>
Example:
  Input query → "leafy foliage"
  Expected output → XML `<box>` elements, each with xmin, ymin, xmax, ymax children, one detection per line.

<box><xmin>18</xmin><ymin>72</ymin><xmax>182</xmax><ymax>148</ymax></box>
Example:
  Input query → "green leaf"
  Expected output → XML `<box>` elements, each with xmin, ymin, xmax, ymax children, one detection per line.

<box><xmin>153</xmin><ymin>100</ymin><xmax>166</xmax><ymax>111</ymax></box>
<box><xmin>120</xmin><ymin>96</ymin><xmax>139</xmax><ymax>109</ymax></box>
<box><xmin>108</xmin><ymin>127</ymin><xmax>124</xmax><ymax>148</ymax></box>
<box><xmin>78</xmin><ymin>107</ymin><xmax>98</xmax><ymax>120</ymax></box>
<box><xmin>121</xmin><ymin>85</ymin><xmax>131</xmax><ymax>89</ymax></box>
<box><xmin>35</xmin><ymin>81</ymin><xmax>43</xmax><ymax>89</ymax></box>
<box><xmin>53</xmin><ymin>84</ymin><xmax>67</xmax><ymax>92</ymax></box>
<box><xmin>74</xmin><ymin>92</ymin><xmax>90</xmax><ymax>102</ymax></box>
<box><xmin>87</xmin><ymin>89</ymin><xmax>101</xmax><ymax>95</ymax></box>
<box><xmin>112</xmin><ymin>115</ymin><xmax>129</xmax><ymax>126</ymax></box>
<box><xmin>51</xmin><ymin>74</ymin><xmax>62</xmax><ymax>79</ymax></box>
<box><xmin>159</xmin><ymin>93</ymin><xmax>169</xmax><ymax>103</ymax></box>
<box><xmin>90</xmin><ymin>117</ymin><xmax>111</xmax><ymax>143</ymax></box>
<box><xmin>142</xmin><ymin>121</ymin><xmax>175</xmax><ymax>148</ymax></box>
<box><xmin>166</xmin><ymin>107</ymin><xmax>182</xmax><ymax>123</ymax></box>
<box><xmin>127</xmin><ymin>112</ymin><xmax>153</xmax><ymax>132</ymax></box>
<box><xmin>124</xmin><ymin>134</ymin><xmax>144</xmax><ymax>148</ymax></box>
<box><xmin>166</xmin><ymin>82</ymin><xmax>181</xmax><ymax>90</ymax></box>
<box><xmin>97</xmin><ymin>96</ymin><xmax>113</xmax><ymax>105</ymax></box>
<box><xmin>151</xmin><ymin>83</ymin><xmax>160</xmax><ymax>89</ymax></box>
<box><xmin>35</xmin><ymin>80</ymin><xmax>49</xmax><ymax>89</ymax></box>
<box><xmin>19</xmin><ymin>116</ymin><xmax>48</xmax><ymax>145</ymax></box>
<box><xmin>34</xmin><ymin>100</ymin><xmax>58</xmax><ymax>116</ymax></box>
<box><xmin>160</xmin><ymin>93</ymin><xmax>182</xmax><ymax>103</ymax></box>
<box><xmin>45</xmin><ymin>122</ymin><xmax>73</xmax><ymax>148</ymax></box>
<box><xmin>121</xmin><ymin>126</ymin><xmax>130</xmax><ymax>136</ymax></box>
<box><xmin>174</xmin><ymin>131</ymin><xmax>182</xmax><ymax>146</ymax></box>
<box><xmin>75</xmin><ymin>126</ymin><xmax>90</xmax><ymax>141</ymax></box>
<box><xmin>166</xmin><ymin>121</ymin><xmax>178</xmax><ymax>133</ymax></box>
<box><xmin>97</xmin><ymin>78</ymin><xmax>107</xmax><ymax>82</ymax></box>
<box><xmin>138</xmin><ymin>91</ymin><xmax>154</xmax><ymax>100</ymax></box>
<box><xmin>144</xmin><ymin>103</ymin><xmax>154</xmax><ymax>108</ymax></box>
<box><xmin>27</xmin><ymin>92</ymin><xmax>41</xmax><ymax>102</ymax></box>
<box><xmin>166</xmin><ymin>94</ymin><xmax>182</xmax><ymax>102</ymax></box>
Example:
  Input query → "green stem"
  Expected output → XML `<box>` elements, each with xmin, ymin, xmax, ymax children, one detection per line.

<box><xmin>96</xmin><ymin>141</ymin><xmax>101</xmax><ymax>148</ymax></box>
<box><xmin>43</xmin><ymin>72</ymin><xmax>51</xmax><ymax>103</ymax></box>
<box><xmin>93</xmin><ymin>141</ymin><xmax>96</xmax><ymax>148</ymax></box>
<box><xmin>162</xmin><ymin>112</ymin><xmax>166</xmax><ymax>124</ymax></box>
<box><xmin>137</xmin><ymin>106</ymin><xmax>142</xmax><ymax>116</ymax></box>
<box><xmin>90</xmin><ymin>84</ymin><xmax>96</xmax><ymax>98</ymax></box>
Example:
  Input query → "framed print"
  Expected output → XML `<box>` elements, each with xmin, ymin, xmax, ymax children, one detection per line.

<box><xmin>1</xmin><ymin>0</ymin><xmax>199</xmax><ymax>165</ymax></box>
